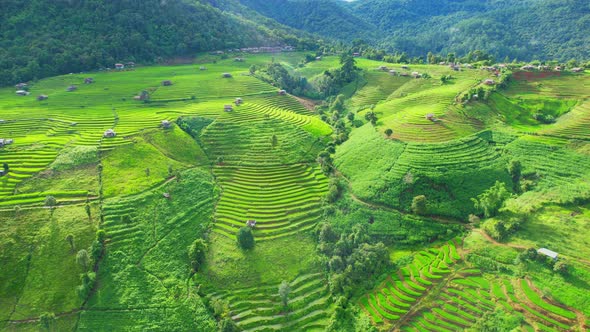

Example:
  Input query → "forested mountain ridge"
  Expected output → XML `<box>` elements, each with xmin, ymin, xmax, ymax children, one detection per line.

<box><xmin>346</xmin><ymin>0</ymin><xmax>590</xmax><ymax>61</ymax></box>
<box><xmin>0</xmin><ymin>0</ymin><xmax>309</xmax><ymax>86</ymax></box>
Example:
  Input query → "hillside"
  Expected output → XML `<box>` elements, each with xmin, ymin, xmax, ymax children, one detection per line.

<box><xmin>0</xmin><ymin>0</ymin><xmax>308</xmax><ymax>87</ymax></box>
<box><xmin>347</xmin><ymin>0</ymin><xmax>590</xmax><ymax>61</ymax></box>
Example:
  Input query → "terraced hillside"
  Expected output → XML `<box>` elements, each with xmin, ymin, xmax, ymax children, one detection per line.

<box><xmin>208</xmin><ymin>273</ymin><xmax>332</xmax><ymax>331</ymax></box>
<box><xmin>361</xmin><ymin>241</ymin><xmax>583</xmax><ymax>331</ymax></box>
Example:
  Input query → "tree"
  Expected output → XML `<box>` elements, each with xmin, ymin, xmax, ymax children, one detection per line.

<box><xmin>44</xmin><ymin>195</ymin><xmax>57</xmax><ymax>209</ymax></box>
<box><xmin>218</xmin><ymin>318</ymin><xmax>239</xmax><ymax>332</ymax></box>
<box><xmin>364</xmin><ymin>111</ymin><xmax>377</xmax><ymax>125</ymax></box>
<box><xmin>65</xmin><ymin>234</ymin><xmax>75</xmax><ymax>253</ymax></box>
<box><xmin>39</xmin><ymin>312</ymin><xmax>55</xmax><ymax>331</ymax></box>
<box><xmin>76</xmin><ymin>249</ymin><xmax>90</xmax><ymax>271</ymax></box>
<box><xmin>249</xmin><ymin>64</ymin><xmax>257</xmax><ymax>75</ymax></box>
<box><xmin>554</xmin><ymin>261</ymin><xmax>568</xmax><ymax>274</ymax></box>
<box><xmin>508</xmin><ymin>160</ymin><xmax>522</xmax><ymax>191</ymax></box>
<box><xmin>411</xmin><ymin>195</ymin><xmax>427</xmax><ymax>215</ymax></box>
<box><xmin>168</xmin><ymin>164</ymin><xmax>173</xmax><ymax>177</ymax></box>
<box><xmin>85</xmin><ymin>203</ymin><xmax>91</xmax><ymax>221</ymax></box>
<box><xmin>216</xmin><ymin>156</ymin><xmax>224</xmax><ymax>165</ymax></box>
<box><xmin>188</xmin><ymin>239</ymin><xmax>207</xmax><ymax>272</ymax></box>
<box><xmin>237</xmin><ymin>226</ymin><xmax>254</xmax><ymax>249</ymax></box>
<box><xmin>145</xmin><ymin>167</ymin><xmax>150</xmax><ymax>177</ymax></box>
<box><xmin>271</xmin><ymin>134</ymin><xmax>278</xmax><ymax>148</ymax></box>
<box><xmin>2</xmin><ymin>162</ymin><xmax>8</xmax><ymax>173</ymax></box>
<box><xmin>346</xmin><ymin>112</ymin><xmax>355</xmax><ymax>122</ymax></box>
<box><xmin>471</xmin><ymin>181</ymin><xmax>511</xmax><ymax>218</ymax></box>
<box><xmin>96</xmin><ymin>230</ymin><xmax>106</xmax><ymax>244</ymax></box>
<box><xmin>384</xmin><ymin>128</ymin><xmax>393</xmax><ymax>137</ymax></box>
<box><xmin>278</xmin><ymin>280</ymin><xmax>291</xmax><ymax>307</ymax></box>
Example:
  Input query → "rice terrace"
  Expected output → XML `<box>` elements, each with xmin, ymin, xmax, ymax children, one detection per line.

<box><xmin>2</xmin><ymin>1</ymin><xmax>590</xmax><ymax>331</ymax></box>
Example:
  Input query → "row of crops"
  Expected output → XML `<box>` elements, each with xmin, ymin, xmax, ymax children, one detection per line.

<box><xmin>360</xmin><ymin>240</ymin><xmax>580</xmax><ymax>331</ymax></box>
<box><xmin>208</xmin><ymin>273</ymin><xmax>332</xmax><ymax>331</ymax></box>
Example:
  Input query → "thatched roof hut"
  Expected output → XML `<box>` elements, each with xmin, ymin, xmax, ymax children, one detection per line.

<box><xmin>103</xmin><ymin>129</ymin><xmax>116</xmax><ymax>138</ymax></box>
<box><xmin>278</xmin><ymin>89</ymin><xmax>287</xmax><ymax>95</ymax></box>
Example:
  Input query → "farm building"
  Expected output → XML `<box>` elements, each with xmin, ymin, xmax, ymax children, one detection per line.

<box><xmin>115</xmin><ymin>63</ymin><xmax>125</xmax><ymax>70</ymax></box>
<box><xmin>126</xmin><ymin>62</ymin><xmax>135</xmax><ymax>67</ymax></box>
<box><xmin>246</xmin><ymin>220</ymin><xmax>256</xmax><ymax>227</ymax></box>
<box><xmin>15</xmin><ymin>90</ymin><xmax>29</xmax><ymax>96</ymax></box>
<box><xmin>103</xmin><ymin>129</ymin><xmax>116</xmax><ymax>138</ymax></box>
<box><xmin>425</xmin><ymin>114</ymin><xmax>436</xmax><ymax>121</ymax></box>
<box><xmin>316</xmin><ymin>56</ymin><xmax>322</xmax><ymax>61</ymax></box>
<box><xmin>161</xmin><ymin>120</ymin><xmax>172</xmax><ymax>129</ymax></box>
<box><xmin>37</xmin><ymin>95</ymin><xmax>48</xmax><ymax>101</ymax></box>
<box><xmin>278</xmin><ymin>89</ymin><xmax>287</xmax><ymax>95</ymax></box>
<box><xmin>224</xmin><ymin>104</ymin><xmax>233</xmax><ymax>112</ymax></box>
<box><xmin>0</xmin><ymin>138</ymin><xmax>14</xmax><ymax>147</ymax></box>
<box><xmin>66</xmin><ymin>85</ymin><xmax>77</xmax><ymax>92</ymax></box>
<box><xmin>161</xmin><ymin>80</ymin><xmax>173</xmax><ymax>86</ymax></box>
<box><xmin>0</xmin><ymin>170</ymin><xmax>5</xmax><ymax>176</ymax></box>
<box><xmin>537</xmin><ymin>248</ymin><xmax>558</xmax><ymax>260</ymax></box>
<box><xmin>199</xmin><ymin>66</ymin><xmax>207</xmax><ymax>71</ymax></box>
<box><xmin>412</xmin><ymin>72</ymin><xmax>421</xmax><ymax>78</ymax></box>
<box><xmin>15</xmin><ymin>83</ymin><xmax>28</xmax><ymax>89</ymax></box>
<box><xmin>389</xmin><ymin>70</ymin><xmax>397</xmax><ymax>75</ymax></box>
<box><xmin>572</xmin><ymin>67</ymin><xmax>584</xmax><ymax>73</ymax></box>
<box><xmin>484</xmin><ymin>79</ymin><xmax>496</xmax><ymax>85</ymax></box>
<box><xmin>84</xmin><ymin>78</ymin><xmax>94</xmax><ymax>84</ymax></box>
<box><xmin>222</xmin><ymin>73</ymin><xmax>233</xmax><ymax>78</ymax></box>
<box><xmin>235</xmin><ymin>97</ymin><xmax>243</xmax><ymax>105</ymax></box>
<box><xmin>134</xmin><ymin>91</ymin><xmax>149</xmax><ymax>101</ymax></box>
<box><xmin>352</xmin><ymin>52</ymin><xmax>360</xmax><ymax>57</ymax></box>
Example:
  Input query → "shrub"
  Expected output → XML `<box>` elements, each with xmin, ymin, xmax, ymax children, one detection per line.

<box><xmin>411</xmin><ymin>195</ymin><xmax>427</xmax><ymax>215</ymax></box>
<box><xmin>188</xmin><ymin>239</ymin><xmax>207</xmax><ymax>272</ymax></box>
<box><xmin>237</xmin><ymin>227</ymin><xmax>254</xmax><ymax>249</ymax></box>
<box><xmin>471</xmin><ymin>181</ymin><xmax>511</xmax><ymax>218</ymax></box>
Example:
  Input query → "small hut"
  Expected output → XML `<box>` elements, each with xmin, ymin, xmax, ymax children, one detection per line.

<box><xmin>278</xmin><ymin>89</ymin><xmax>287</xmax><ymax>95</ymax></box>
<box><xmin>572</xmin><ymin>67</ymin><xmax>584</xmax><ymax>73</ymax></box>
<box><xmin>400</xmin><ymin>72</ymin><xmax>409</xmax><ymax>77</ymax></box>
<box><xmin>134</xmin><ymin>90</ymin><xmax>149</xmax><ymax>101</ymax></box>
<box><xmin>15</xmin><ymin>90</ymin><xmax>29</xmax><ymax>96</ymax></box>
<box><xmin>199</xmin><ymin>66</ymin><xmax>207</xmax><ymax>71</ymax></box>
<box><xmin>246</xmin><ymin>220</ymin><xmax>257</xmax><ymax>228</ymax></box>
<box><xmin>234</xmin><ymin>58</ymin><xmax>244</xmax><ymax>62</ymax></box>
<box><xmin>554</xmin><ymin>66</ymin><xmax>563</xmax><ymax>71</ymax></box>
<box><xmin>161</xmin><ymin>80</ymin><xmax>173</xmax><ymax>86</ymax></box>
<box><xmin>15</xmin><ymin>83</ymin><xmax>28</xmax><ymax>90</ymax></box>
<box><xmin>352</xmin><ymin>52</ymin><xmax>360</xmax><ymax>57</ymax></box>
<box><xmin>224</xmin><ymin>104</ymin><xmax>233</xmax><ymax>112</ymax></box>
<box><xmin>537</xmin><ymin>248</ymin><xmax>558</xmax><ymax>261</ymax></box>
<box><xmin>84</xmin><ymin>78</ymin><xmax>94</xmax><ymax>84</ymax></box>
<box><xmin>126</xmin><ymin>62</ymin><xmax>135</xmax><ymax>68</ymax></box>
<box><xmin>115</xmin><ymin>63</ymin><xmax>125</xmax><ymax>70</ymax></box>
<box><xmin>222</xmin><ymin>73</ymin><xmax>233</xmax><ymax>78</ymax></box>
<box><xmin>66</xmin><ymin>85</ymin><xmax>77</xmax><ymax>92</ymax></box>
<box><xmin>484</xmin><ymin>79</ymin><xmax>496</xmax><ymax>85</ymax></box>
<box><xmin>37</xmin><ymin>95</ymin><xmax>49</xmax><ymax>101</ymax></box>
<box><xmin>0</xmin><ymin>138</ymin><xmax>14</xmax><ymax>147</ymax></box>
<box><xmin>161</xmin><ymin>120</ymin><xmax>172</xmax><ymax>129</ymax></box>
<box><xmin>411</xmin><ymin>71</ymin><xmax>421</xmax><ymax>78</ymax></box>
<box><xmin>401</xmin><ymin>65</ymin><xmax>409</xmax><ymax>70</ymax></box>
<box><xmin>316</xmin><ymin>56</ymin><xmax>322</xmax><ymax>61</ymax></box>
<box><xmin>163</xmin><ymin>193</ymin><xmax>171</xmax><ymax>199</ymax></box>
<box><xmin>425</xmin><ymin>113</ymin><xmax>436</xmax><ymax>121</ymax></box>
<box><xmin>103</xmin><ymin>129</ymin><xmax>116</xmax><ymax>138</ymax></box>
<box><xmin>389</xmin><ymin>70</ymin><xmax>397</xmax><ymax>75</ymax></box>
<box><xmin>235</xmin><ymin>97</ymin><xmax>243</xmax><ymax>105</ymax></box>
<box><xmin>378</xmin><ymin>65</ymin><xmax>388</xmax><ymax>71</ymax></box>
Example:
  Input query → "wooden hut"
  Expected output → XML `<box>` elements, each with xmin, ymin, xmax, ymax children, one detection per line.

<box><xmin>235</xmin><ymin>98</ymin><xmax>243</xmax><ymax>105</ymax></box>
<box><xmin>103</xmin><ymin>129</ymin><xmax>116</xmax><ymax>138</ymax></box>
<box><xmin>37</xmin><ymin>95</ymin><xmax>48</xmax><ymax>101</ymax></box>
<box><xmin>115</xmin><ymin>63</ymin><xmax>125</xmax><ymax>70</ymax></box>
<box><xmin>161</xmin><ymin>120</ymin><xmax>172</xmax><ymax>129</ymax></box>
<box><xmin>161</xmin><ymin>80</ymin><xmax>173</xmax><ymax>86</ymax></box>
<box><xmin>425</xmin><ymin>113</ymin><xmax>436</xmax><ymax>121</ymax></box>
<box><xmin>224</xmin><ymin>104</ymin><xmax>233</xmax><ymax>112</ymax></box>
<box><xmin>66</xmin><ymin>85</ymin><xmax>77</xmax><ymax>92</ymax></box>
<box><xmin>15</xmin><ymin>90</ymin><xmax>29</xmax><ymax>96</ymax></box>
<box><xmin>484</xmin><ymin>79</ymin><xmax>496</xmax><ymax>85</ymax></box>
<box><xmin>222</xmin><ymin>73</ymin><xmax>233</xmax><ymax>78</ymax></box>
<box><xmin>278</xmin><ymin>89</ymin><xmax>287</xmax><ymax>95</ymax></box>
<box><xmin>84</xmin><ymin>78</ymin><xmax>94</xmax><ymax>84</ymax></box>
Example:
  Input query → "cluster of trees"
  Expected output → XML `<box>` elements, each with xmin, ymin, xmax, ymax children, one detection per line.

<box><xmin>255</xmin><ymin>63</ymin><xmax>312</xmax><ymax>96</ymax></box>
<box><xmin>317</xmin><ymin>223</ymin><xmax>389</xmax><ymax>297</ymax></box>
<box><xmin>74</xmin><ymin>229</ymin><xmax>105</xmax><ymax>300</ymax></box>
<box><xmin>514</xmin><ymin>248</ymin><xmax>569</xmax><ymax>275</ymax></box>
<box><xmin>0</xmin><ymin>0</ymin><xmax>313</xmax><ymax>86</ymax></box>
<box><xmin>471</xmin><ymin>181</ymin><xmax>512</xmax><ymax>219</ymax></box>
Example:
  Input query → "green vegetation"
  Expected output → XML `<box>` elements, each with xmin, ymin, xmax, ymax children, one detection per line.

<box><xmin>1</xmin><ymin>51</ymin><xmax>589</xmax><ymax>331</ymax></box>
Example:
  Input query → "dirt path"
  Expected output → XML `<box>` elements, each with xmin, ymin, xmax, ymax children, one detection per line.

<box><xmin>291</xmin><ymin>95</ymin><xmax>320</xmax><ymax>112</ymax></box>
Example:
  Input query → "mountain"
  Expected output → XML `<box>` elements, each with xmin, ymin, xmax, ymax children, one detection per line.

<box><xmin>235</xmin><ymin>0</ymin><xmax>377</xmax><ymax>42</ymax></box>
<box><xmin>0</xmin><ymin>0</ymin><xmax>309</xmax><ymax>86</ymax></box>
<box><xmin>346</xmin><ymin>0</ymin><xmax>590</xmax><ymax>61</ymax></box>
